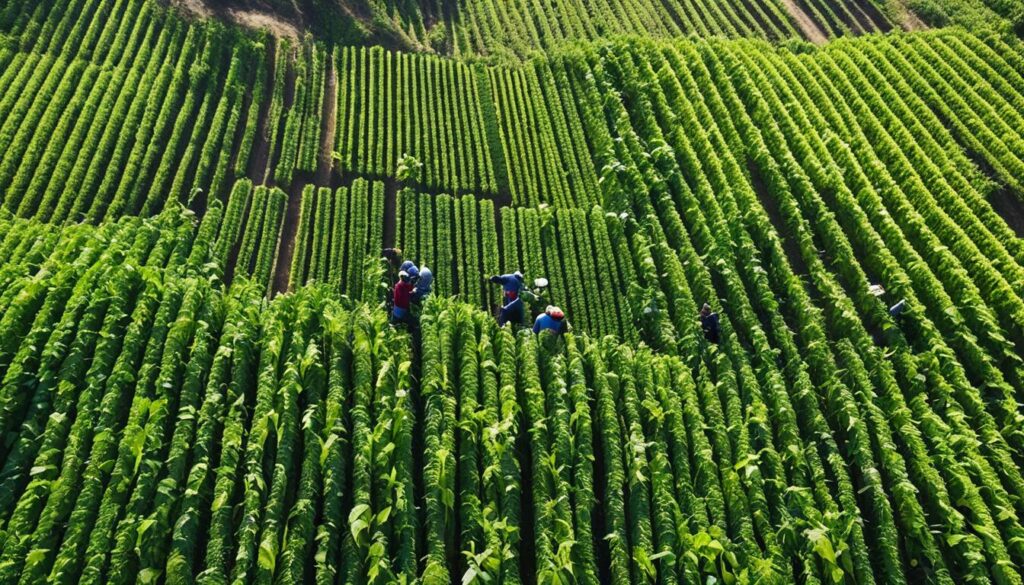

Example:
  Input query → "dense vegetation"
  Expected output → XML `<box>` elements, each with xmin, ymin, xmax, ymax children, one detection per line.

<box><xmin>2</xmin><ymin>0</ymin><xmax>1024</xmax><ymax>582</ymax></box>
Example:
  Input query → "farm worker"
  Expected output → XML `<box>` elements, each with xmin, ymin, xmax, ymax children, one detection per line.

<box><xmin>889</xmin><ymin>299</ymin><xmax>908</xmax><ymax>318</ymax></box>
<box><xmin>383</xmin><ymin>247</ymin><xmax>404</xmax><ymax>281</ymax></box>
<box><xmin>400</xmin><ymin>260</ymin><xmax>417</xmax><ymax>276</ymax></box>
<box><xmin>383</xmin><ymin>247</ymin><xmax>403</xmax><ymax>267</ymax></box>
<box><xmin>497</xmin><ymin>296</ymin><xmax>524</xmax><ymax>327</ymax></box>
<box><xmin>392</xmin><ymin>271</ymin><xmax>414</xmax><ymax>325</ymax></box>
<box><xmin>413</xmin><ymin>265</ymin><xmax>433</xmax><ymax>301</ymax></box>
<box><xmin>490</xmin><ymin>271</ymin><xmax>526</xmax><ymax>326</ymax></box>
<box><xmin>533</xmin><ymin>306</ymin><xmax>569</xmax><ymax>335</ymax></box>
<box><xmin>699</xmin><ymin>302</ymin><xmax>721</xmax><ymax>344</ymax></box>
<box><xmin>490</xmin><ymin>271</ymin><xmax>525</xmax><ymax>302</ymax></box>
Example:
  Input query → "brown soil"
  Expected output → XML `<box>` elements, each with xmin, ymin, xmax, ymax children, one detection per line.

<box><xmin>781</xmin><ymin>0</ymin><xmax>828</xmax><ymax>44</ymax></box>
<box><xmin>271</xmin><ymin>175</ymin><xmax>309</xmax><ymax>295</ymax></box>
<box><xmin>845</xmin><ymin>0</ymin><xmax>893</xmax><ymax>33</ymax></box>
<box><xmin>225</xmin><ymin>8</ymin><xmax>301</xmax><ymax>38</ymax></box>
<box><xmin>271</xmin><ymin>51</ymin><xmax>337</xmax><ymax>295</ymax></box>
<box><xmin>249</xmin><ymin>40</ymin><xmax>277</xmax><ymax>183</ymax></box>
<box><xmin>170</xmin><ymin>0</ymin><xmax>301</xmax><ymax>37</ymax></box>
<box><xmin>900</xmin><ymin>7</ymin><xmax>927</xmax><ymax>30</ymax></box>
<box><xmin>315</xmin><ymin>52</ymin><xmax>338</xmax><ymax>187</ymax></box>
<box><xmin>173</xmin><ymin>0</ymin><xmax>213</xmax><ymax>17</ymax></box>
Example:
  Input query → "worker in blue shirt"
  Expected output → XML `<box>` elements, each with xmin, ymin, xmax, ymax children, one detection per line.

<box><xmin>413</xmin><ymin>265</ymin><xmax>433</xmax><ymax>301</ymax></box>
<box><xmin>700</xmin><ymin>303</ymin><xmax>720</xmax><ymax>344</ymax></box>
<box><xmin>490</xmin><ymin>271</ymin><xmax>526</xmax><ymax>326</ymax></box>
<box><xmin>533</xmin><ymin>306</ymin><xmax>569</xmax><ymax>335</ymax></box>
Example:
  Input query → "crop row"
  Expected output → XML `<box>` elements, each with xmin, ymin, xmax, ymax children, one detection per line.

<box><xmin>269</xmin><ymin>37</ymin><xmax>327</xmax><ymax>186</ymax></box>
<box><xmin>498</xmin><ymin>205</ymin><xmax>636</xmax><ymax>339</ymax></box>
<box><xmin>550</xmin><ymin>32</ymin><xmax>1024</xmax><ymax>583</ymax></box>
<box><xmin>487</xmin><ymin>61</ymin><xmax>600</xmax><ymax>207</ymax></box>
<box><xmin>288</xmin><ymin>178</ymin><xmax>386</xmax><ymax>301</ymax></box>
<box><xmin>335</xmin><ymin>46</ymin><xmax>499</xmax><ymax>194</ymax></box>
<box><xmin>289</xmin><ymin>185</ymin><xmax>639</xmax><ymax>338</ymax></box>
<box><xmin>0</xmin><ymin>1</ymin><xmax>267</xmax><ymax>222</ymax></box>
<box><xmin>357</xmin><ymin>0</ymin><xmax>893</xmax><ymax>58</ymax></box>
<box><xmin>0</xmin><ymin>215</ymin><xmax>894</xmax><ymax>582</ymax></box>
<box><xmin>226</xmin><ymin>183</ymin><xmax>288</xmax><ymax>293</ymax></box>
<box><xmin>394</xmin><ymin>189</ymin><xmax>502</xmax><ymax>307</ymax></box>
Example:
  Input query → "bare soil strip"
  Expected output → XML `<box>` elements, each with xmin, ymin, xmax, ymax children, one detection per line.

<box><xmin>989</xmin><ymin>187</ymin><xmax>1024</xmax><ymax>238</ymax></box>
<box><xmin>845</xmin><ymin>0</ymin><xmax>891</xmax><ymax>33</ymax></box>
<box><xmin>271</xmin><ymin>175</ymin><xmax>308</xmax><ymax>295</ymax></box>
<box><xmin>781</xmin><ymin>0</ymin><xmax>828</xmax><ymax>44</ymax></box>
<box><xmin>315</xmin><ymin>52</ymin><xmax>338</xmax><ymax>187</ymax></box>
<box><xmin>248</xmin><ymin>40</ymin><xmax>277</xmax><ymax>183</ymax></box>
<box><xmin>271</xmin><ymin>51</ymin><xmax>338</xmax><ymax>295</ymax></box>
<box><xmin>901</xmin><ymin>7</ymin><xmax>927</xmax><ymax>30</ymax></box>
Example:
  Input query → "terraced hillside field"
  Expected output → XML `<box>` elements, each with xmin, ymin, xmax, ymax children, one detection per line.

<box><xmin>1</xmin><ymin>0</ymin><xmax>1024</xmax><ymax>583</ymax></box>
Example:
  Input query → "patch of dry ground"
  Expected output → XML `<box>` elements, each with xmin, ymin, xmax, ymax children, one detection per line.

<box><xmin>170</xmin><ymin>0</ymin><xmax>301</xmax><ymax>38</ymax></box>
<box><xmin>780</xmin><ymin>0</ymin><xmax>829</xmax><ymax>44</ymax></box>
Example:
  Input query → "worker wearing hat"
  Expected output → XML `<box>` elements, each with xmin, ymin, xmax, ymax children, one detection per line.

<box><xmin>392</xmin><ymin>270</ymin><xmax>414</xmax><ymax>325</ymax></box>
<box><xmin>533</xmin><ymin>305</ymin><xmax>569</xmax><ymax>335</ymax></box>
<box><xmin>490</xmin><ymin>271</ymin><xmax>526</xmax><ymax>326</ymax></box>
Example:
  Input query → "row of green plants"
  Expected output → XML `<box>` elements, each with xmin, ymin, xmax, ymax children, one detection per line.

<box><xmin>555</xmin><ymin>31</ymin><xmax>1024</xmax><ymax>583</ymax></box>
<box><xmin>271</xmin><ymin>37</ymin><xmax>327</xmax><ymax>185</ymax></box>
<box><xmin>487</xmin><ymin>61</ymin><xmax>599</xmax><ymax>207</ymax></box>
<box><xmin>335</xmin><ymin>46</ymin><xmax>499</xmax><ymax>194</ymax></box>
<box><xmin>393</xmin><ymin>189</ymin><xmax>501</xmax><ymax>307</ymax></box>
<box><xmin>0</xmin><ymin>213</ymin><xmax>860</xmax><ymax>583</ymax></box>
<box><xmin>2</xmin><ymin>3</ymin><xmax>1021</xmax><ymax>228</ymax></box>
<box><xmin>288</xmin><ymin>178</ymin><xmax>386</xmax><ymax>300</ymax></box>
<box><xmin>227</xmin><ymin>182</ymin><xmax>288</xmax><ymax>292</ymax></box>
<box><xmin>0</xmin><ymin>0</ymin><xmax>267</xmax><ymax>221</ymax></box>
<box><xmin>356</xmin><ymin>0</ymin><xmax>887</xmax><ymax>59</ymax></box>
<box><xmin>291</xmin><ymin>184</ymin><xmax>646</xmax><ymax>340</ymax></box>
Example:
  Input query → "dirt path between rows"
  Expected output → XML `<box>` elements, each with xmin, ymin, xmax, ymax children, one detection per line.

<box><xmin>314</xmin><ymin>53</ymin><xmax>338</xmax><ymax>187</ymax></box>
<box><xmin>781</xmin><ymin>0</ymin><xmax>828</xmax><ymax>44</ymax></box>
<box><xmin>248</xmin><ymin>40</ymin><xmax>277</xmax><ymax>183</ymax></box>
<box><xmin>900</xmin><ymin>8</ymin><xmax>927</xmax><ymax>30</ymax></box>
<box><xmin>271</xmin><ymin>52</ymin><xmax>337</xmax><ymax>295</ymax></box>
<box><xmin>271</xmin><ymin>176</ymin><xmax>308</xmax><ymax>295</ymax></box>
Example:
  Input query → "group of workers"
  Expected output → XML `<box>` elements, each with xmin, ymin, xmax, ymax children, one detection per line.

<box><xmin>384</xmin><ymin>248</ymin><xmax>569</xmax><ymax>335</ymax></box>
<box><xmin>384</xmin><ymin>247</ymin><xmax>433</xmax><ymax>326</ymax></box>
<box><xmin>382</xmin><ymin>247</ymin><xmax>917</xmax><ymax>353</ymax></box>
<box><xmin>385</xmin><ymin>245</ymin><xmax>731</xmax><ymax>341</ymax></box>
<box><xmin>491</xmin><ymin>271</ymin><xmax>570</xmax><ymax>334</ymax></box>
<box><xmin>384</xmin><ymin>245</ymin><xmax>736</xmax><ymax>345</ymax></box>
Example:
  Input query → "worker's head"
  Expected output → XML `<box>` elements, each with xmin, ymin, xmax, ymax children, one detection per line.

<box><xmin>399</xmin><ymin>270</ymin><xmax>410</xmax><ymax>282</ymax></box>
<box><xmin>514</xmin><ymin>271</ymin><xmax>523</xmax><ymax>281</ymax></box>
<box><xmin>546</xmin><ymin>306</ymin><xmax>564</xmax><ymax>320</ymax></box>
<box><xmin>700</xmin><ymin>303</ymin><xmax>711</xmax><ymax>316</ymax></box>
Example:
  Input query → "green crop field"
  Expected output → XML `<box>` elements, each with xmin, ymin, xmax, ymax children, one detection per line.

<box><xmin>2</xmin><ymin>0</ymin><xmax>1024</xmax><ymax>582</ymax></box>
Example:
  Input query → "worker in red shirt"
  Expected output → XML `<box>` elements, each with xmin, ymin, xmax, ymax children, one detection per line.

<box><xmin>392</xmin><ymin>270</ymin><xmax>414</xmax><ymax>326</ymax></box>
